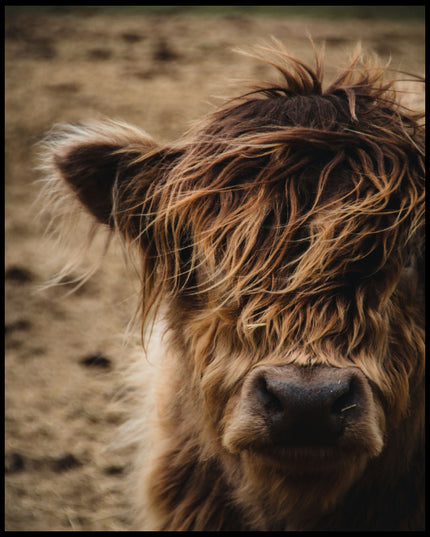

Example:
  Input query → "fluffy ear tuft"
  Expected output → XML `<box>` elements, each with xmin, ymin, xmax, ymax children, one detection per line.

<box><xmin>43</xmin><ymin>120</ymin><xmax>159</xmax><ymax>225</ymax></box>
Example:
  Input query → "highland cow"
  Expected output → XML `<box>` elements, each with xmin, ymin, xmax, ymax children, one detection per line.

<box><xmin>42</xmin><ymin>45</ymin><xmax>425</xmax><ymax>530</ymax></box>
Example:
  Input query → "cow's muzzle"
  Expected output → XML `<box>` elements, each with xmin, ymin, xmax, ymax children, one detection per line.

<box><xmin>223</xmin><ymin>364</ymin><xmax>384</xmax><ymax>458</ymax></box>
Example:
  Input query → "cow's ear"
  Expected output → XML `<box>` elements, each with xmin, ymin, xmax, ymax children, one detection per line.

<box><xmin>45</xmin><ymin>121</ymin><xmax>166</xmax><ymax>227</ymax></box>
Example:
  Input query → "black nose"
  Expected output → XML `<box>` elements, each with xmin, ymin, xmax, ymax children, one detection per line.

<box><xmin>251</xmin><ymin>366</ymin><xmax>363</xmax><ymax>447</ymax></box>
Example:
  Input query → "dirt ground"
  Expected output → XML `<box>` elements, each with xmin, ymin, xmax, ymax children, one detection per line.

<box><xmin>5</xmin><ymin>9</ymin><xmax>424</xmax><ymax>531</ymax></box>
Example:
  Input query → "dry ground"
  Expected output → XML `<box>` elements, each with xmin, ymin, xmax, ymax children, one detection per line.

<box><xmin>5</xmin><ymin>9</ymin><xmax>424</xmax><ymax>531</ymax></box>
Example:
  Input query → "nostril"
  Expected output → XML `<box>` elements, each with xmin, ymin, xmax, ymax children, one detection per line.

<box><xmin>331</xmin><ymin>378</ymin><xmax>360</xmax><ymax>419</ymax></box>
<box><xmin>255</xmin><ymin>375</ymin><xmax>284</xmax><ymax>413</ymax></box>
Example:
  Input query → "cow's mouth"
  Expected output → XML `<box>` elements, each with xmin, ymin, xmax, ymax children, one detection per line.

<box><xmin>244</xmin><ymin>443</ymin><xmax>367</xmax><ymax>477</ymax></box>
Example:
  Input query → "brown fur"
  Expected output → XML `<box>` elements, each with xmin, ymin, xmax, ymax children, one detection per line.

<box><xmin>41</xmin><ymin>44</ymin><xmax>424</xmax><ymax>530</ymax></box>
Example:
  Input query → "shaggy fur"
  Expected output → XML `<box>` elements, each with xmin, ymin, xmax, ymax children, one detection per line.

<box><xmin>41</xmin><ymin>44</ymin><xmax>425</xmax><ymax>530</ymax></box>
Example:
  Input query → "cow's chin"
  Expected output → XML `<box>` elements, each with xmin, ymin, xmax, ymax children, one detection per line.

<box><xmin>223</xmin><ymin>444</ymin><xmax>372</xmax><ymax>529</ymax></box>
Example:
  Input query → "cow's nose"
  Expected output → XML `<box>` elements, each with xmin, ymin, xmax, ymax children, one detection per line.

<box><xmin>249</xmin><ymin>365</ymin><xmax>364</xmax><ymax>447</ymax></box>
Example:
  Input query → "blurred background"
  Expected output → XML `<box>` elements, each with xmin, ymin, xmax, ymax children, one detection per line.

<box><xmin>5</xmin><ymin>6</ymin><xmax>425</xmax><ymax>531</ymax></box>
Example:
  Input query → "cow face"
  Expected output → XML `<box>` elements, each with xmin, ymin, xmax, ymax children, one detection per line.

<box><xmin>43</xmin><ymin>48</ymin><xmax>424</xmax><ymax>529</ymax></box>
